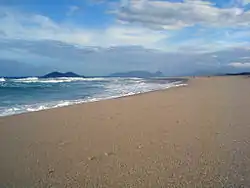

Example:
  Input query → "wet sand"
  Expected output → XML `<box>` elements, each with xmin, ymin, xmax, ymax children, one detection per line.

<box><xmin>1</xmin><ymin>76</ymin><xmax>250</xmax><ymax>187</ymax></box>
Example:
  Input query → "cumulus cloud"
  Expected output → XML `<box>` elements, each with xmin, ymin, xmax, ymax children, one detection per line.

<box><xmin>117</xmin><ymin>0</ymin><xmax>250</xmax><ymax>30</ymax></box>
<box><xmin>229</xmin><ymin>62</ymin><xmax>250</xmax><ymax>68</ymax></box>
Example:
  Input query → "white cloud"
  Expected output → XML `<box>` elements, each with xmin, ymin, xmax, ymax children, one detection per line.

<box><xmin>168</xmin><ymin>37</ymin><xmax>250</xmax><ymax>53</ymax></box>
<box><xmin>243</xmin><ymin>0</ymin><xmax>250</xmax><ymax>5</ymax></box>
<box><xmin>67</xmin><ymin>6</ymin><xmax>80</xmax><ymax>16</ymax></box>
<box><xmin>0</xmin><ymin>3</ymin><xmax>250</xmax><ymax>53</ymax></box>
<box><xmin>0</xmin><ymin>7</ymin><xmax>167</xmax><ymax>49</ymax></box>
<box><xmin>99</xmin><ymin>26</ymin><xmax>166</xmax><ymax>48</ymax></box>
<box><xmin>0</xmin><ymin>8</ymin><xmax>93</xmax><ymax>44</ymax></box>
<box><xmin>229</xmin><ymin>62</ymin><xmax>250</xmax><ymax>68</ymax></box>
<box><xmin>117</xmin><ymin>0</ymin><xmax>250</xmax><ymax>29</ymax></box>
<box><xmin>240</xmin><ymin>57</ymin><xmax>250</xmax><ymax>59</ymax></box>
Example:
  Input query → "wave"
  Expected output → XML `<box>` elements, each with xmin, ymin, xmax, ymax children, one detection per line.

<box><xmin>81</xmin><ymin>77</ymin><xmax>108</xmax><ymax>81</ymax></box>
<box><xmin>39</xmin><ymin>78</ymin><xmax>85</xmax><ymax>83</ymax></box>
<box><xmin>0</xmin><ymin>98</ymin><xmax>100</xmax><ymax>117</ymax></box>
<box><xmin>10</xmin><ymin>77</ymin><xmax>109</xmax><ymax>83</ymax></box>
<box><xmin>11</xmin><ymin>77</ymin><xmax>39</xmax><ymax>83</ymax></box>
<box><xmin>7</xmin><ymin>77</ymin><xmax>143</xmax><ymax>84</ymax></box>
<box><xmin>0</xmin><ymin>78</ymin><xmax>5</xmax><ymax>82</ymax></box>
<box><xmin>38</xmin><ymin>77</ymin><xmax>110</xmax><ymax>83</ymax></box>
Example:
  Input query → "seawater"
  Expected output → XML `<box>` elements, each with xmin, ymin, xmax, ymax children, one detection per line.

<box><xmin>0</xmin><ymin>77</ymin><xmax>187</xmax><ymax>117</ymax></box>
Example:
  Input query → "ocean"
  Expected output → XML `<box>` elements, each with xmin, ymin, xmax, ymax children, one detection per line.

<box><xmin>0</xmin><ymin>77</ymin><xmax>187</xmax><ymax>117</ymax></box>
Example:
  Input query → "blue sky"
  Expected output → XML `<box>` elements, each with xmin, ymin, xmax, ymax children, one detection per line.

<box><xmin>1</xmin><ymin>0</ymin><xmax>250</xmax><ymax>76</ymax></box>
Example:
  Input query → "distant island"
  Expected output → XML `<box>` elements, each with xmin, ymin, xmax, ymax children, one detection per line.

<box><xmin>109</xmin><ymin>71</ymin><xmax>164</xmax><ymax>78</ymax></box>
<box><xmin>41</xmin><ymin>72</ymin><xmax>84</xmax><ymax>78</ymax></box>
<box><xmin>224</xmin><ymin>72</ymin><xmax>250</xmax><ymax>76</ymax></box>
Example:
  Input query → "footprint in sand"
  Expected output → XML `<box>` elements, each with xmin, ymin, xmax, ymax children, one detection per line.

<box><xmin>137</xmin><ymin>144</ymin><xmax>143</xmax><ymax>149</ymax></box>
<box><xmin>87</xmin><ymin>156</ymin><xmax>97</xmax><ymax>161</ymax></box>
<box><xmin>104</xmin><ymin>152</ymin><xmax>115</xmax><ymax>156</ymax></box>
<box><xmin>87</xmin><ymin>152</ymin><xmax>116</xmax><ymax>162</ymax></box>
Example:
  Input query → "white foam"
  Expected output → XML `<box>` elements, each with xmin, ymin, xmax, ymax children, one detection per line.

<box><xmin>38</xmin><ymin>77</ymin><xmax>109</xmax><ymax>83</ymax></box>
<box><xmin>9</xmin><ymin>77</ymin><xmax>143</xmax><ymax>84</ymax></box>
<box><xmin>0</xmin><ymin>78</ymin><xmax>6</xmax><ymax>82</ymax></box>
<box><xmin>80</xmin><ymin>77</ymin><xmax>108</xmax><ymax>81</ymax></box>
<box><xmin>91</xmin><ymin>80</ymin><xmax>187</xmax><ymax>103</ymax></box>
<box><xmin>11</xmin><ymin>77</ymin><xmax>39</xmax><ymax>83</ymax></box>
<box><xmin>10</xmin><ymin>77</ymin><xmax>109</xmax><ymax>83</ymax></box>
<box><xmin>1</xmin><ymin>99</ymin><xmax>90</xmax><ymax>116</ymax></box>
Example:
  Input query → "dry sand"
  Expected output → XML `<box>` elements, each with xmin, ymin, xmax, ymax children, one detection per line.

<box><xmin>1</xmin><ymin>76</ymin><xmax>250</xmax><ymax>187</ymax></box>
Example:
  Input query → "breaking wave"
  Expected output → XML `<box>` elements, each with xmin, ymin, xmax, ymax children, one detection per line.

<box><xmin>10</xmin><ymin>77</ymin><xmax>109</xmax><ymax>83</ymax></box>
<box><xmin>0</xmin><ymin>78</ymin><xmax>6</xmax><ymax>82</ymax></box>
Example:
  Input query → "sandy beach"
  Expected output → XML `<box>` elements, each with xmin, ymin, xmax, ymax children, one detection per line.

<box><xmin>1</xmin><ymin>76</ymin><xmax>250</xmax><ymax>187</ymax></box>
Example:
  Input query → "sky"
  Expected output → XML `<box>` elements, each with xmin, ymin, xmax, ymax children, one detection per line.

<box><xmin>1</xmin><ymin>0</ymin><xmax>250</xmax><ymax>76</ymax></box>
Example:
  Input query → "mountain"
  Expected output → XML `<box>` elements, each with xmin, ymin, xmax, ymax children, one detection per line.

<box><xmin>225</xmin><ymin>72</ymin><xmax>250</xmax><ymax>76</ymax></box>
<box><xmin>42</xmin><ymin>72</ymin><xmax>83</xmax><ymax>78</ymax></box>
<box><xmin>109</xmin><ymin>71</ymin><xmax>164</xmax><ymax>78</ymax></box>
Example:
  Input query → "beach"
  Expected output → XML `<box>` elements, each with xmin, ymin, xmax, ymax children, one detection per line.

<box><xmin>1</xmin><ymin>76</ymin><xmax>250</xmax><ymax>187</ymax></box>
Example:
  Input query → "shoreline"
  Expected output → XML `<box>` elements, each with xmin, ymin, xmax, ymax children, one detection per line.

<box><xmin>1</xmin><ymin>76</ymin><xmax>250</xmax><ymax>187</ymax></box>
<box><xmin>0</xmin><ymin>78</ymin><xmax>188</xmax><ymax>118</ymax></box>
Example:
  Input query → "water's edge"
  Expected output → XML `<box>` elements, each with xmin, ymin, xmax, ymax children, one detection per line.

<box><xmin>0</xmin><ymin>78</ymin><xmax>188</xmax><ymax>117</ymax></box>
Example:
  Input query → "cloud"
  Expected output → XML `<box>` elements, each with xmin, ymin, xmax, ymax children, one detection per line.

<box><xmin>240</xmin><ymin>56</ymin><xmax>250</xmax><ymax>59</ymax></box>
<box><xmin>0</xmin><ymin>59</ymin><xmax>52</xmax><ymax>77</ymax></box>
<box><xmin>1</xmin><ymin>1</ymin><xmax>250</xmax><ymax>76</ymax></box>
<box><xmin>0</xmin><ymin>8</ymin><xmax>93</xmax><ymax>44</ymax></box>
<box><xmin>67</xmin><ymin>6</ymin><xmax>80</xmax><ymax>16</ymax></box>
<box><xmin>229</xmin><ymin>62</ymin><xmax>250</xmax><ymax>68</ymax></box>
<box><xmin>167</xmin><ymin>37</ymin><xmax>250</xmax><ymax>53</ymax></box>
<box><xmin>0</xmin><ymin>39</ymin><xmax>177</xmax><ymax>76</ymax></box>
<box><xmin>0</xmin><ymin>7</ymin><xmax>167</xmax><ymax>49</ymax></box>
<box><xmin>100</xmin><ymin>26</ymin><xmax>166</xmax><ymax>49</ymax></box>
<box><xmin>1</xmin><ymin>38</ymin><xmax>250</xmax><ymax>76</ymax></box>
<box><xmin>116</xmin><ymin>0</ymin><xmax>250</xmax><ymax>30</ymax></box>
<box><xmin>243</xmin><ymin>0</ymin><xmax>250</xmax><ymax>5</ymax></box>
<box><xmin>1</xmin><ymin>5</ymin><xmax>250</xmax><ymax>53</ymax></box>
